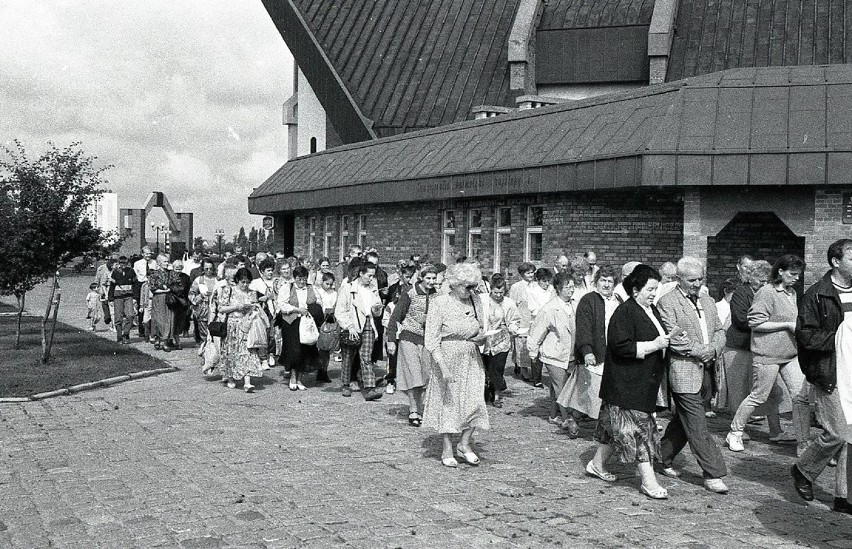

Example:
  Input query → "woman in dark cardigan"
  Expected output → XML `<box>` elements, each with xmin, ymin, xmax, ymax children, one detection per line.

<box><xmin>586</xmin><ymin>264</ymin><xmax>671</xmax><ymax>499</ymax></box>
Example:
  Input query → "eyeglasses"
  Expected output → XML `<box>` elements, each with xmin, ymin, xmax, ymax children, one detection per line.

<box><xmin>464</xmin><ymin>284</ymin><xmax>478</xmax><ymax>291</ymax></box>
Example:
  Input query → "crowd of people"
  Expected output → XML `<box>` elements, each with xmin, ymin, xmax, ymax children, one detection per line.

<box><xmin>93</xmin><ymin>240</ymin><xmax>852</xmax><ymax>511</ymax></box>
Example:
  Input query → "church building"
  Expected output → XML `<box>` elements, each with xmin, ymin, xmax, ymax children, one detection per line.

<box><xmin>249</xmin><ymin>0</ymin><xmax>852</xmax><ymax>291</ymax></box>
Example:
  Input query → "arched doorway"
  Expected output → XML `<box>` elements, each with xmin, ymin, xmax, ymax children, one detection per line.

<box><xmin>706</xmin><ymin>212</ymin><xmax>805</xmax><ymax>298</ymax></box>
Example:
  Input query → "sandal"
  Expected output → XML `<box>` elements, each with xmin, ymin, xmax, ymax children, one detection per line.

<box><xmin>455</xmin><ymin>445</ymin><xmax>480</xmax><ymax>466</ymax></box>
<box><xmin>640</xmin><ymin>484</ymin><xmax>669</xmax><ymax>500</ymax></box>
<box><xmin>296</xmin><ymin>382</ymin><xmax>307</xmax><ymax>391</ymax></box>
<box><xmin>244</xmin><ymin>384</ymin><xmax>255</xmax><ymax>393</ymax></box>
<box><xmin>441</xmin><ymin>456</ymin><xmax>458</xmax><ymax>468</ymax></box>
<box><xmin>289</xmin><ymin>382</ymin><xmax>298</xmax><ymax>391</ymax></box>
<box><xmin>408</xmin><ymin>413</ymin><xmax>422</xmax><ymax>427</ymax></box>
<box><xmin>585</xmin><ymin>460</ymin><xmax>617</xmax><ymax>482</ymax></box>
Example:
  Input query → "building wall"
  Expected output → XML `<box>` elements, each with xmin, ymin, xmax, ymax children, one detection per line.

<box><xmin>296</xmin><ymin>68</ymin><xmax>326</xmax><ymax>156</ymax></box>
<box><xmin>288</xmin><ymin>190</ymin><xmax>684</xmax><ymax>281</ymax></box>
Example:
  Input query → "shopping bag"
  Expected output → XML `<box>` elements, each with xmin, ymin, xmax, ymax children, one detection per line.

<box><xmin>202</xmin><ymin>339</ymin><xmax>221</xmax><ymax>372</ymax></box>
<box><xmin>299</xmin><ymin>315</ymin><xmax>320</xmax><ymax>345</ymax></box>
<box><xmin>246</xmin><ymin>313</ymin><xmax>269</xmax><ymax>349</ymax></box>
<box><xmin>556</xmin><ymin>363</ymin><xmax>603</xmax><ymax>419</ymax></box>
<box><xmin>317</xmin><ymin>317</ymin><xmax>340</xmax><ymax>351</ymax></box>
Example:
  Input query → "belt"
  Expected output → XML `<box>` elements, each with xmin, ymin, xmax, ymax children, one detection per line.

<box><xmin>115</xmin><ymin>285</ymin><xmax>132</xmax><ymax>292</ymax></box>
<box><xmin>441</xmin><ymin>336</ymin><xmax>472</xmax><ymax>343</ymax></box>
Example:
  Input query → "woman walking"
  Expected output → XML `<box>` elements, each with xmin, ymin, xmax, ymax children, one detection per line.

<box><xmin>387</xmin><ymin>265</ymin><xmax>439</xmax><ymax>426</ymax></box>
<box><xmin>148</xmin><ymin>254</ymin><xmax>179</xmax><ymax>352</ymax></box>
<box><xmin>277</xmin><ymin>266</ymin><xmax>324</xmax><ymax>391</ymax></box>
<box><xmin>480</xmin><ymin>275</ymin><xmax>520</xmax><ymax>408</ymax></box>
<box><xmin>215</xmin><ymin>267</ymin><xmax>265</xmax><ymax>392</ymax></box>
<box><xmin>423</xmin><ymin>262</ymin><xmax>489</xmax><ymax>467</ymax></box>
<box><xmin>587</xmin><ymin>264</ymin><xmax>671</xmax><ymax>499</ymax></box>
<box><xmin>726</xmin><ymin>254</ymin><xmax>807</xmax><ymax>452</ymax></box>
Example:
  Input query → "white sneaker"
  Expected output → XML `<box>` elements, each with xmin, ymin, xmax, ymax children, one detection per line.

<box><xmin>726</xmin><ymin>431</ymin><xmax>745</xmax><ymax>452</ymax></box>
<box><xmin>385</xmin><ymin>383</ymin><xmax>395</xmax><ymax>394</ymax></box>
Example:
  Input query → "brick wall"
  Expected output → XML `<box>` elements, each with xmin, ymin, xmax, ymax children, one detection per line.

<box><xmin>808</xmin><ymin>188</ymin><xmax>852</xmax><ymax>287</ymax></box>
<box><xmin>288</xmin><ymin>190</ymin><xmax>684</xmax><ymax>282</ymax></box>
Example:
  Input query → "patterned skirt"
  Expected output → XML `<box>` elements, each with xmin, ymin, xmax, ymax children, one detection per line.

<box><xmin>594</xmin><ymin>403</ymin><xmax>659</xmax><ymax>464</ymax></box>
<box><xmin>422</xmin><ymin>340</ymin><xmax>489</xmax><ymax>434</ymax></box>
<box><xmin>220</xmin><ymin>317</ymin><xmax>264</xmax><ymax>379</ymax></box>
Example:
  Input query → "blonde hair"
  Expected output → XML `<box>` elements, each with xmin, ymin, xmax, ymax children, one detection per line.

<box><xmin>445</xmin><ymin>262</ymin><xmax>482</xmax><ymax>288</ymax></box>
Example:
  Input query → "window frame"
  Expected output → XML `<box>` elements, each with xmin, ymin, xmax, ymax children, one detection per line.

<box><xmin>339</xmin><ymin>215</ymin><xmax>351</xmax><ymax>262</ymax></box>
<box><xmin>467</xmin><ymin>209</ymin><xmax>483</xmax><ymax>260</ymax></box>
<box><xmin>442</xmin><ymin>210</ymin><xmax>457</xmax><ymax>264</ymax></box>
<box><xmin>357</xmin><ymin>214</ymin><xmax>367</xmax><ymax>247</ymax></box>
<box><xmin>524</xmin><ymin>205</ymin><xmax>543</xmax><ymax>262</ymax></box>
<box><xmin>307</xmin><ymin>216</ymin><xmax>317</xmax><ymax>259</ymax></box>
<box><xmin>494</xmin><ymin>207</ymin><xmax>512</xmax><ymax>274</ymax></box>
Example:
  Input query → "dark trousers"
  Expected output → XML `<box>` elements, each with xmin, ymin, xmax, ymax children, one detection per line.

<box><xmin>100</xmin><ymin>299</ymin><xmax>112</xmax><ymax>325</ymax></box>
<box><xmin>372</xmin><ymin>322</ymin><xmax>385</xmax><ymax>362</ymax></box>
<box><xmin>482</xmin><ymin>352</ymin><xmax>509</xmax><ymax>402</ymax></box>
<box><xmin>133</xmin><ymin>281</ymin><xmax>144</xmax><ymax>336</ymax></box>
<box><xmin>660</xmin><ymin>385</ymin><xmax>728</xmax><ymax>479</ymax></box>
<box><xmin>385</xmin><ymin>347</ymin><xmax>397</xmax><ymax>383</ymax></box>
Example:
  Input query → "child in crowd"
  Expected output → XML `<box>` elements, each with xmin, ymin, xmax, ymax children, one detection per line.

<box><xmin>86</xmin><ymin>283</ymin><xmax>102</xmax><ymax>330</ymax></box>
<box><xmin>317</xmin><ymin>271</ymin><xmax>339</xmax><ymax>376</ymax></box>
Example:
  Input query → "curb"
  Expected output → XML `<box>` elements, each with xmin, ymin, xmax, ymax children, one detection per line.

<box><xmin>0</xmin><ymin>367</ymin><xmax>179</xmax><ymax>403</ymax></box>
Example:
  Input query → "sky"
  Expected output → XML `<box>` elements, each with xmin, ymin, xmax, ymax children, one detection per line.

<box><xmin>0</xmin><ymin>0</ymin><xmax>293</xmax><ymax>243</ymax></box>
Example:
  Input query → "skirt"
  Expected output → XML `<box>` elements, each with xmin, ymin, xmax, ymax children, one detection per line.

<box><xmin>221</xmin><ymin>317</ymin><xmax>264</xmax><ymax>379</ymax></box>
<box><xmin>422</xmin><ymin>340</ymin><xmax>489</xmax><ymax>434</ymax></box>
<box><xmin>280</xmin><ymin>319</ymin><xmax>318</xmax><ymax>373</ymax></box>
<box><xmin>396</xmin><ymin>338</ymin><xmax>432</xmax><ymax>391</ymax></box>
<box><xmin>594</xmin><ymin>403</ymin><xmax>659</xmax><ymax>464</ymax></box>
<box><xmin>151</xmin><ymin>293</ymin><xmax>175</xmax><ymax>340</ymax></box>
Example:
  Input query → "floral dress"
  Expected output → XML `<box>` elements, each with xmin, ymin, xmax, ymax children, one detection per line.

<box><xmin>423</xmin><ymin>294</ymin><xmax>490</xmax><ymax>433</ymax></box>
<box><xmin>217</xmin><ymin>286</ymin><xmax>264</xmax><ymax>379</ymax></box>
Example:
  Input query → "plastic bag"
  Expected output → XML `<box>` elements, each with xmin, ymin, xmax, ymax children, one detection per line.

<box><xmin>245</xmin><ymin>313</ymin><xmax>269</xmax><ymax>349</ymax></box>
<box><xmin>202</xmin><ymin>339</ymin><xmax>221</xmax><ymax>372</ymax></box>
<box><xmin>299</xmin><ymin>315</ymin><xmax>320</xmax><ymax>345</ymax></box>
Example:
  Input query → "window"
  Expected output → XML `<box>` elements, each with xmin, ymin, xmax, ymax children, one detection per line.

<box><xmin>494</xmin><ymin>207</ymin><xmax>512</xmax><ymax>274</ymax></box>
<box><xmin>442</xmin><ymin>210</ymin><xmax>457</xmax><ymax>264</ymax></box>
<box><xmin>309</xmin><ymin>137</ymin><xmax>317</xmax><ymax>154</ymax></box>
<box><xmin>468</xmin><ymin>209</ymin><xmax>483</xmax><ymax>261</ymax></box>
<box><xmin>307</xmin><ymin>217</ymin><xmax>317</xmax><ymax>259</ymax></box>
<box><xmin>323</xmin><ymin>216</ymin><xmax>333</xmax><ymax>257</ymax></box>
<box><xmin>525</xmin><ymin>206</ymin><xmax>543</xmax><ymax>262</ymax></box>
<box><xmin>357</xmin><ymin>214</ymin><xmax>367</xmax><ymax>246</ymax></box>
<box><xmin>339</xmin><ymin>215</ymin><xmax>351</xmax><ymax>261</ymax></box>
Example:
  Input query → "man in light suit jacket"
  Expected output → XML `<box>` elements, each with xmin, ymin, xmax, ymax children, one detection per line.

<box><xmin>657</xmin><ymin>257</ymin><xmax>729</xmax><ymax>494</ymax></box>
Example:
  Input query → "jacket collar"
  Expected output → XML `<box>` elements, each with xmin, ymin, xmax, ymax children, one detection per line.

<box><xmin>815</xmin><ymin>270</ymin><xmax>843</xmax><ymax>300</ymax></box>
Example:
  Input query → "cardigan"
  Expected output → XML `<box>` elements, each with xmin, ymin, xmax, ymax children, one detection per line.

<box><xmin>599</xmin><ymin>298</ymin><xmax>667</xmax><ymax>413</ymax></box>
<box><xmin>574</xmin><ymin>290</ymin><xmax>621</xmax><ymax>364</ymax></box>
<box><xmin>386</xmin><ymin>284</ymin><xmax>435</xmax><ymax>345</ymax></box>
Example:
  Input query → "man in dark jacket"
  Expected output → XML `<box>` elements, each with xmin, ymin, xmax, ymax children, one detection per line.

<box><xmin>109</xmin><ymin>256</ymin><xmax>137</xmax><ymax>344</ymax></box>
<box><xmin>366</xmin><ymin>250</ymin><xmax>389</xmax><ymax>363</ymax></box>
<box><xmin>792</xmin><ymin>238</ymin><xmax>852</xmax><ymax>513</ymax></box>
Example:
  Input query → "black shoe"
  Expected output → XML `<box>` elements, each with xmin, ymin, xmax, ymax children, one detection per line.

<box><xmin>363</xmin><ymin>387</ymin><xmax>383</xmax><ymax>401</ymax></box>
<box><xmin>834</xmin><ymin>497</ymin><xmax>852</xmax><ymax>514</ymax></box>
<box><xmin>162</xmin><ymin>345</ymin><xmax>173</xmax><ymax>353</ymax></box>
<box><xmin>791</xmin><ymin>464</ymin><xmax>814</xmax><ymax>501</ymax></box>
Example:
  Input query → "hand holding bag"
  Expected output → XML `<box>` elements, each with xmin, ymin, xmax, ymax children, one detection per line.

<box><xmin>299</xmin><ymin>314</ymin><xmax>320</xmax><ymax>345</ymax></box>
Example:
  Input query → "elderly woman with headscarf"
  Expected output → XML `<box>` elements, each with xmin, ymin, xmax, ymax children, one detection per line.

<box><xmin>386</xmin><ymin>264</ymin><xmax>439</xmax><ymax>425</ymax></box>
<box><xmin>148</xmin><ymin>254</ymin><xmax>179</xmax><ymax>352</ymax></box>
<box><xmin>423</xmin><ymin>262</ymin><xmax>489</xmax><ymax>467</ymax></box>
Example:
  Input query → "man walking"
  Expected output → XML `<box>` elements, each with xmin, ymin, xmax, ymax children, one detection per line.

<box><xmin>792</xmin><ymin>239</ymin><xmax>852</xmax><ymax>513</ymax></box>
<box><xmin>657</xmin><ymin>257</ymin><xmax>729</xmax><ymax>494</ymax></box>
<box><xmin>109</xmin><ymin>256</ymin><xmax>137</xmax><ymax>344</ymax></box>
<box><xmin>133</xmin><ymin>247</ymin><xmax>154</xmax><ymax>337</ymax></box>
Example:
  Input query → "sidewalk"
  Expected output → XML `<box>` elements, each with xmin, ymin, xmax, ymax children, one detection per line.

<box><xmin>1</xmin><ymin>277</ymin><xmax>851</xmax><ymax>547</ymax></box>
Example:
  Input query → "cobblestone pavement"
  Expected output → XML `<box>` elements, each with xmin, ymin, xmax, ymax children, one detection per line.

<box><xmin>2</xmin><ymin>277</ymin><xmax>852</xmax><ymax>548</ymax></box>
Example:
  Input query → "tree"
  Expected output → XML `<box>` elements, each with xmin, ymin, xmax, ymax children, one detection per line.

<box><xmin>248</xmin><ymin>227</ymin><xmax>258</xmax><ymax>253</ymax></box>
<box><xmin>193</xmin><ymin>236</ymin><xmax>205</xmax><ymax>251</ymax></box>
<box><xmin>0</xmin><ymin>141</ymin><xmax>114</xmax><ymax>362</ymax></box>
<box><xmin>234</xmin><ymin>226</ymin><xmax>248</xmax><ymax>252</ymax></box>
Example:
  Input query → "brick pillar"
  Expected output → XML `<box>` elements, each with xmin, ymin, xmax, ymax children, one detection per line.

<box><xmin>806</xmin><ymin>188</ymin><xmax>850</xmax><ymax>288</ymax></box>
<box><xmin>682</xmin><ymin>189</ymin><xmax>706</xmax><ymax>263</ymax></box>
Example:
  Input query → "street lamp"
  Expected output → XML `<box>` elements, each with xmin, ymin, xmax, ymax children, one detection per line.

<box><xmin>214</xmin><ymin>229</ymin><xmax>226</xmax><ymax>256</ymax></box>
<box><xmin>151</xmin><ymin>222</ymin><xmax>169</xmax><ymax>255</ymax></box>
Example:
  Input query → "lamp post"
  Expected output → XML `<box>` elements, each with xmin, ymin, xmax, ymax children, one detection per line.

<box><xmin>151</xmin><ymin>222</ymin><xmax>168</xmax><ymax>255</ymax></box>
<box><xmin>214</xmin><ymin>229</ymin><xmax>226</xmax><ymax>256</ymax></box>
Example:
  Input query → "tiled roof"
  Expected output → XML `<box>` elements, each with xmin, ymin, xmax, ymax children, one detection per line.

<box><xmin>538</xmin><ymin>0</ymin><xmax>656</xmax><ymax>30</ymax></box>
<box><xmin>287</xmin><ymin>0</ymin><xmax>521</xmax><ymax>137</ymax></box>
<box><xmin>667</xmin><ymin>0</ymin><xmax>852</xmax><ymax>81</ymax></box>
<box><xmin>249</xmin><ymin>65</ymin><xmax>852</xmax><ymax>213</ymax></box>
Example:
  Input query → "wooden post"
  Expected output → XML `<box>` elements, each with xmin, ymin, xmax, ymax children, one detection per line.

<box><xmin>14</xmin><ymin>292</ymin><xmax>25</xmax><ymax>349</ymax></box>
<box><xmin>40</xmin><ymin>273</ymin><xmax>61</xmax><ymax>364</ymax></box>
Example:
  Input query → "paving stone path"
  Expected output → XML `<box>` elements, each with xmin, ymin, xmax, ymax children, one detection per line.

<box><xmin>2</xmin><ymin>277</ymin><xmax>852</xmax><ymax>547</ymax></box>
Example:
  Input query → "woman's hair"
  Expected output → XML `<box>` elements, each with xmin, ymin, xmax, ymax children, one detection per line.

<box><xmin>357</xmin><ymin>263</ymin><xmax>377</xmax><ymax>277</ymax></box>
<box><xmin>223</xmin><ymin>266</ymin><xmax>238</xmax><ymax>282</ymax></box>
<box><xmin>490</xmin><ymin>273</ymin><xmax>506</xmax><ymax>290</ymax></box>
<box><xmin>258</xmin><ymin>257</ymin><xmax>276</xmax><ymax>271</ymax></box>
<box><xmin>348</xmin><ymin>256</ymin><xmax>365</xmax><ymax>279</ymax></box>
<box><xmin>445</xmin><ymin>262</ymin><xmax>482</xmax><ymax>288</ymax></box>
<box><xmin>400</xmin><ymin>264</ymin><xmax>418</xmax><ymax>278</ymax></box>
<box><xmin>293</xmin><ymin>265</ymin><xmax>309</xmax><ymax>279</ymax></box>
<box><xmin>277</xmin><ymin>260</ymin><xmax>291</xmax><ymax>273</ymax></box>
<box><xmin>319</xmin><ymin>256</ymin><xmax>331</xmax><ymax>265</ymax></box>
<box><xmin>517</xmin><ymin>262</ymin><xmax>536</xmax><ymax>276</ymax></box>
<box><xmin>719</xmin><ymin>277</ymin><xmax>739</xmax><ymax>300</ymax></box>
<box><xmin>321</xmin><ymin>271</ymin><xmax>335</xmax><ymax>283</ymax></box>
<box><xmin>748</xmin><ymin>260</ymin><xmax>772</xmax><ymax>285</ymax></box>
<box><xmin>534</xmin><ymin>267</ymin><xmax>554</xmax><ymax>283</ymax></box>
<box><xmin>234</xmin><ymin>267</ymin><xmax>253</xmax><ymax>283</ymax></box>
<box><xmin>594</xmin><ymin>264</ymin><xmax>618</xmax><ymax>283</ymax></box>
<box><xmin>89</xmin><ymin>282</ymin><xmax>98</xmax><ymax>290</ymax></box>
<box><xmin>434</xmin><ymin>262</ymin><xmax>448</xmax><ymax>274</ymax></box>
<box><xmin>553</xmin><ymin>272</ymin><xmax>574</xmax><ymax>292</ymax></box>
<box><xmin>622</xmin><ymin>264</ymin><xmax>661</xmax><ymax>296</ymax></box>
<box><xmin>771</xmin><ymin>254</ymin><xmax>805</xmax><ymax>283</ymax></box>
<box><xmin>419</xmin><ymin>264</ymin><xmax>438</xmax><ymax>277</ymax></box>
<box><xmin>201</xmin><ymin>259</ymin><xmax>215</xmax><ymax>270</ymax></box>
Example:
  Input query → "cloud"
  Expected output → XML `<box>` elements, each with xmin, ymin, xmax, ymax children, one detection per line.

<box><xmin>0</xmin><ymin>0</ymin><xmax>293</xmax><ymax>240</ymax></box>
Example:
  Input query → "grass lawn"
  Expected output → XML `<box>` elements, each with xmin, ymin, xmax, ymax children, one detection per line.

<box><xmin>0</xmin><ymin>314</ymin><xmax>170</xmax><ymax>398</ymax></box>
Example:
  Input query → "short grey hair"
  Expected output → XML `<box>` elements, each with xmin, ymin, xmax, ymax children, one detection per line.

<box><xmin>676</xmin><ymin>257</ymin><xmax>705</xmax><ymax>276</ymax></box>
<box><xmin>446</xmin><ymin>262</ymin><xmax>482</xmax><ymax>288</ymax></box>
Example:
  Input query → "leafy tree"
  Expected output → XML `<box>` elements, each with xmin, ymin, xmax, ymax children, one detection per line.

<box><xmin>234</xmin><ymin>226</ymin><xmax>248</xmax><ymax>253</ymax></box>
<box><xmin>0</xmin><ymin>141</ymin><xmax>114</xmax><ymax>362</ymax></box>
<box><xmin>193</xmin><ymin>236</ymin><xmax>205</xmax><ymax>251</ymax></box>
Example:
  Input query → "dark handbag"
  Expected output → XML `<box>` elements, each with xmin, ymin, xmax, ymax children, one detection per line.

<box><xmin>208</xmin><ymin>320</ymin><xmax>227</xmax><ymax>338</ymax></box>
<box><xmin>317</xmin><ymin>314</ymin><xmax>341</xmax><ymax>352</ymax></box>
<box><xmin>165</xmin><ymin>292</ymin><xmax>188</xmax><ymax>309</ymax></box>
